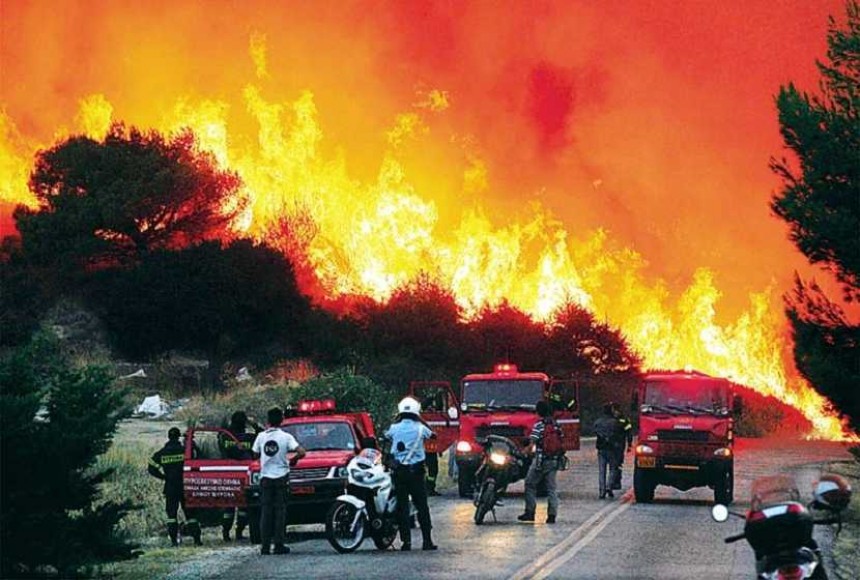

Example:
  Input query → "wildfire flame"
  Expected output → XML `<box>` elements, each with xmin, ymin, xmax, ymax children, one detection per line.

<box><xmin>0</xmin><ymin>9</ymin><xmax>853</xmax><ymax>441</ymax></box>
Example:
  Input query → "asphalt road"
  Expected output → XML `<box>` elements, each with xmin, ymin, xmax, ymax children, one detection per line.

<box><xmin>166</xmin><ymin>438</ymin><xmax>854</xmax><ymax>580</ymax></box>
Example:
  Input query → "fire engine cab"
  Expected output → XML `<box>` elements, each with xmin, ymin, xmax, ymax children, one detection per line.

<box><xmin>182</xmin><ymin>399</ymin><xmax>376</xmax><ymax>543</ymax></box>
<box><xmin>633</xmin><ymin>370</ymin><xmax>738</xmax><ymax>504</ymax></box>
<box><xmin>411</xmin><ymin>363</ymin><xmax>581</xmax><ymax>498</ymax></box>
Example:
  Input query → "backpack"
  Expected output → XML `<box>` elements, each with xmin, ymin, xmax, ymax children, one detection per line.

<box><xmin>542</xmin><ymin>419</ymin><xmax>564</xmax><ymax>457</ymax></box>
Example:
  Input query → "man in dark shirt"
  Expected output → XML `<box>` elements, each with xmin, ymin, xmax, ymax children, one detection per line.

<box><xmin>148</xmin><ymin>427</ymin><xmax>201</xmax><ymax>546</ymax></box>
<box><xmin>592</xmin><ymin>404</ymin><xmax>623</xmax><ymax>499</ymax></box>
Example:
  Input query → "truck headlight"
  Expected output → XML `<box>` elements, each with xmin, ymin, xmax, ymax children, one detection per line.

<box><xmin>456</xmin><ymin>440</ymin><xmax>473</xmax><ymax>453</ymax></box>
<box><xmin>635</xmin><ymin>444</ymin><xmax>654</xmax><ymax>455</ymax></box>
<box><xmin>713</xmin><ymin>447</ymin><xmax>732</xmax><ymax>458</ymax></box>
<box><xmin>489</xmin><ymin>452</ymin><xmax>507</xmax><ymax>465</ymax></box>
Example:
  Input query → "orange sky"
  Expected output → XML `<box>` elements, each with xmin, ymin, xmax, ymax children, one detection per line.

<box><xmin>1</xmin><ymin>0</ymin><xmax>845</xmax><ymax>315</ymax></box>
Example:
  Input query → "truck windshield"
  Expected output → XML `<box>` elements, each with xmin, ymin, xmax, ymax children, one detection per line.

<box><xmin>642</xmin><ymin>379</ymin><xmax>729</xmax><ymax>414</ymax></box>
<box><xmin>282</xmin><ymin>421</ymin><xmax>356</xmax><ymax>451</ymax></box>
<box><xmin>462</xmin><ymin>380</ymin><xmax>544</xmax><ymax>409</ymax></box>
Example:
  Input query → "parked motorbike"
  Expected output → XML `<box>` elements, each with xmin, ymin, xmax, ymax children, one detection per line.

<box><xmin>473</xmin><ymin>435</ymin><xmax>530</xmax><ymax>524</ymax></box>
<box><xmin>325</xmin><ymin>447</ymin><xmax>401</xmax><ymax>553</ymax></box>
<box><xmin>711</xmin><ymin>473</ymin><xmax>852</xmax><ymax>580</ymax></box>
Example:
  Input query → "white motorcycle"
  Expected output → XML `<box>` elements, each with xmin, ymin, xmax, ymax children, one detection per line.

<box><xmin>325</xmin><ymin>447</ymin><xmax>413</xmax><ymax>553</ymax></box>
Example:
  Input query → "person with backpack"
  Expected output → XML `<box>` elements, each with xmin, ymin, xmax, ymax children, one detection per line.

<box><xmin>518</xmin><ymin>400</ymin><xmax>564</xmax><ymax>524</ymax></box>
<box><xmin>593</xmin><ymin>403</ymin><xmax>624</xmax><ymax>499</ymax></box>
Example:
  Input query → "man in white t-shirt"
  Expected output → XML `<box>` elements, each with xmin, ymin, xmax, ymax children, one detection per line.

<box><xmin>252</xmin><ymin>407</ymin><xmax>306</xmax><ymax>555</ymax></box>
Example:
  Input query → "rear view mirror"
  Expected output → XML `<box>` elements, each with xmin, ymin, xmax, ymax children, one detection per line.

<box><xmin>361</xmin><ymin>436</ymin><xmax>379</xmax><ymax>450</ymax></box>
<box><xmin>447</xmin><ymin>406</ymin><xmax>459</xmax><ymax>420</ymax></box>
<box><xmin>711</xmin><ymin>504</ymin><xmax>729</xmax><ymax>522</ymax></box>
<box><xmin>813</xmin><ymin>475</ymin><xmax>852</xmax><ymax>512</ymax></box>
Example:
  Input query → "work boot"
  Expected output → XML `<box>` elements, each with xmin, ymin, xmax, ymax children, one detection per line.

<box><xmin>546</xmin><ymin>515</ymin><xmax>557</xmax><ymax>524</ymax></box>
<box><xmin>273</xmin><ymin>544</ymin><xmax>290</xmax><ymax>555</ymax></box>
<box><xmin>222</xmin><ymin>526</ymin><xmax>231</xmax><ymax>542</ymax></box>
<box><xmin>422</xmin><ymin>530</ymin><xmax>438</xmax><ymax>551</ymax></box>
<box><xmin>401</xmin><ymin>542</ymin><xmax>412</xmax><ymax>551</ymax></box>
<box><xmin>606</xmin><ymin>490</ymin><xmax>614</xmax><ymax>499</ymax></box>
<box><xmin>236</xmin><ymin>524</ymin><xmax>246</xmax><ymax>541</ymax></box>
<box><xmin>193</xmin><ymin>535</ymin><xmax>202</xmax><ymax>546</ymax></box>
<box><xmin>260</xmin><ymin>544</ymin><xmax>271</xmax><ymax>556</ymax></box>
<box><xmin>517</xmin><ymin>513</ymin><xmax>535</xmax><ymax>522</ymax></box>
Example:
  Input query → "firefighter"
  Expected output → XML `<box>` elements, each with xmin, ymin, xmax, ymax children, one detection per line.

<box><xmin>385</xmin><ymin>397</ymin><xmax>438</xmax><ymax>551</ymax></box>
<box><xmin>610</xmin><ymin>403</ymin><xmax>633</xmax><ymax>491</ymax></box>
<box><xmin>148</xmin><ymin>427</ymin><xmax>201</xmax><ymax>546</ymax></box>
<box><xmin>220</xmin><ymin>411</ymin><xmax>260</xmax><ymax>541</ymax></box>
<box><xmin>421</xmin><ymin>391</ymin><xmax>444</xmax><ymax>496</ymax></box>
<box><xmin>518</xmin><ymin>400</ymin><xmax>562</xmax><ymax>524</ymax></box>
<box><xmin>593</xmin><ymin>403</ymin><xmax>623</xmax><ymax>499</ymax></box>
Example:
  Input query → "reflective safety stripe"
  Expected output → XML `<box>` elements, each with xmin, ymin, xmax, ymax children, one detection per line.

<box><xmin>556</xmin><ymin>419</ymin><xmax>580</xmax><ymax>424</ymax></box>
<box><xmin>166</xmin><ymin>518</ymin><xmax>177</xmax><ymax>523</ymax></box>
<box><xmin>148</xmin><ymin>459</ymin><xmax>161</xmax><ymax>468</ymax></box>
<box><xmin>237</xmin><ymin>511</ymin><xmax>247</xmax><ymax>517</ymax></box>
<box><xmin>222</xmin><ymin>513</ymin><xmax>233</xmax><ymax>520</ymax></box>
<box><xmin>160</xmin><ymin>454</ymin><xmax>185</xmax><ymax>464</ymax></box>
<box><xmin>186</xmin><ymin>519</ymin><xmax>198</xmax><ymax>524</ymax></box>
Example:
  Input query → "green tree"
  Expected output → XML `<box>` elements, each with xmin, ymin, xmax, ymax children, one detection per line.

<box><xmin>89</xmin><ymin>240</ymin><xmax>311</xmax><ymax>388</ymax></box>
<box><xmin>770</xmin><ymin>1</ymin><xmax>860</xmax><ymax>430</ymax></box>
<box><xmin>0</xmin><ymin>335</ymin><xmax>135</xmax><ymax>577</ymax></box>
<box><xmin>15</xmin><ymin>123</ymin><xmax>242</xmax><ymax>274</ymax></box>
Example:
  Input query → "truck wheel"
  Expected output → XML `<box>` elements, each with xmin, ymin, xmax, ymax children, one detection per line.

<box><xmin>458</xmin><ymin>471</ymin><xmax>475</xmax><ymax>498</ymax></box>
<box><xmin>714</xmin><ymin>467</ymin><xmax>734</xmax><ymax>505</ymax></box>
<box><xmin>247</xmin><ymin>508</ymin><xmax>261</xmax><ymax>544</ymax></box>
<box><xmin>633</xmin><ymin>467</ymin><xmax>655</xmax><ymax>503</ymax></box>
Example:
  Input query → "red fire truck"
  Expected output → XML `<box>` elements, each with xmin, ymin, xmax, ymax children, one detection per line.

<box><xmin>412</xmin><ymin>364</ymin><xmax>581</xmax><ymax>498</ymax></box>
<box><xmin>182</xmin><ymin>399</ymin><xmax>376</xmax><ymax>542</ymax></box>
<box><xmin>633</xmin><ymin>370</ymin><xmax>738</xmax><ymax>504</ymax></box>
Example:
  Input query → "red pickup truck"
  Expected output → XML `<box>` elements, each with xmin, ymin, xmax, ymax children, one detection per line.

<box><xmin>182</xmin><ymin>399</ymin><xmax>377</xmax><ymax>543</ymax></box>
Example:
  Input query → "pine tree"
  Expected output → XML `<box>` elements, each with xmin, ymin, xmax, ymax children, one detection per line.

<box><xmin>770</xmin><ymin>1</ymin><xmax>860</xmax><ymax>430</ymax></box>
<box><xmin>0</xmin><ymin>335</ymin><xmax>136</xmax><ymax>577</ymax></box>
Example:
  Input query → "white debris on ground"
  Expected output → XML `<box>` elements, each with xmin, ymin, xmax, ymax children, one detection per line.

<box><xmin>133</xmin><ymin>395</ymin><xmax>189</xmax><ymax>419</ymax></box>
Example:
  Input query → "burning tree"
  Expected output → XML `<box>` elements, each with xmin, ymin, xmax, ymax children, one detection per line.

<box><xmin>770</xmin><ymin>1</ymin><xmax>860</xmax><ymax>431</ymax></box>
<box><xmin>14</xmin><ymin>123</ymin><xmax>242</xmax><ymax>274</ymax></box>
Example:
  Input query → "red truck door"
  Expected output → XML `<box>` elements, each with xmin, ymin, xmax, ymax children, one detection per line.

<box><xmin>409</xmin><ymin>381</ymin><xmax>460</xmax><ymax>454</ymax></box>
<box><xmin>183</xmin><ymin>428</ymin><xmax>252</xmax><ymax>509</ymax></box>
<box><xmin>549</xmin><ymin>380</ymin><xmax>581</xmax><ymax>451</ymax></box>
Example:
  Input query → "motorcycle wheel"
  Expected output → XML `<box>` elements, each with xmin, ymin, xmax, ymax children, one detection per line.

<box><xmin>325</xmin><ymin>500</ymin><xmax>366</xmax><ymax>553</ymax></box>
<box><xmin>474</xmin><ymin>480</ymin><xmax>496</xmax><ymax>525</ymax></box>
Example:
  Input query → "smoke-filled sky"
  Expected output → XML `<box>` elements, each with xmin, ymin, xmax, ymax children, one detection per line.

<box><xmin>0</xmin><ymin>0</ymin><xmax>847</xmax><ymax>317</ymax></box>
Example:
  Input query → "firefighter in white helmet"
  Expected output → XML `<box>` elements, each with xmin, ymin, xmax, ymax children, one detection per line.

<box><xmin>385</xmin><ymin>397</ymin><xmax>438</xmax><ymax>551</ymax></box>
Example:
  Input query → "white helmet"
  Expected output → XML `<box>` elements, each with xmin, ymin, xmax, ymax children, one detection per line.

<box><xmin>398</xmin><ymin>396</ymin><xmax>421</xmax><ymax>415</ymax></box>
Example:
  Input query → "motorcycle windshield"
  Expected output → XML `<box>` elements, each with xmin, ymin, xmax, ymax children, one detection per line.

<box><xmin>750</xmin><ymin>474</ymin><xmax>802</xmax><ymax>510</ymax></box>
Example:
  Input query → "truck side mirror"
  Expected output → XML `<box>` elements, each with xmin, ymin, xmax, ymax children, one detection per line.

<box><xmin>447</xmin><ymin>406</ymin><xmax>459</xmax><ymax>420</ymax></box>
<box><xmin>732</xmin><ymin>395</ymin><xmax>743</xmax><ymax>415</ymax></box>
<box><xmin>361</xmin><ymin>436</ymin><xmax>378</xmax><ymax>450</ymax></box>
<box><xmin>631</xmin><ymin>392</ymin><xmax>639</xmax><ymax>413</ymax></box>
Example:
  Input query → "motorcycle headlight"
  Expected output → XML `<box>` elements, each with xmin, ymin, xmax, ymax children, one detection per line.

<box><xmin>456</xmin><ymin>440</ymin><xmax>473</xmax><ymax>453</ymax></box>
<box><xmin>490</xmin><ymin>452</ymin><xmax>507</xmax><ymax>465</ymax></box>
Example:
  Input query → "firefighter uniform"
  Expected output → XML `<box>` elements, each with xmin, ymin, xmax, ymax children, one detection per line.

<box><xmin>148</xmin><ymin>428</ymin><xmax>201</xmax><ymax>546</ymax></box>
<box><xmin>385</xmin><ymin>398</ymin><xmax>437</xmax><ymax>551</ymax></box>
<box><xmin>612</xmin><ymin>410</ymin><xmax>634</xmax><ymax>491</ymax></box>
<box><xmin>219</xmin><ymin>412</ymin><xmax>259</xmax><ymax>541</ymax></box>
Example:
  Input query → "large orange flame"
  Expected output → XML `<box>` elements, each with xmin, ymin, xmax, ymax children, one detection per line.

<box><xmin>0</xmin><ymin>2</ymin><xmax>853</xmax><ymax>440</ymax></box>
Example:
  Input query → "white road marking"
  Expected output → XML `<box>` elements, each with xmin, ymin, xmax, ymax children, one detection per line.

<box><xmin>508</xmin><ymin>491</ymin><xmax>633</xmax><ymax>580</ymax></box>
